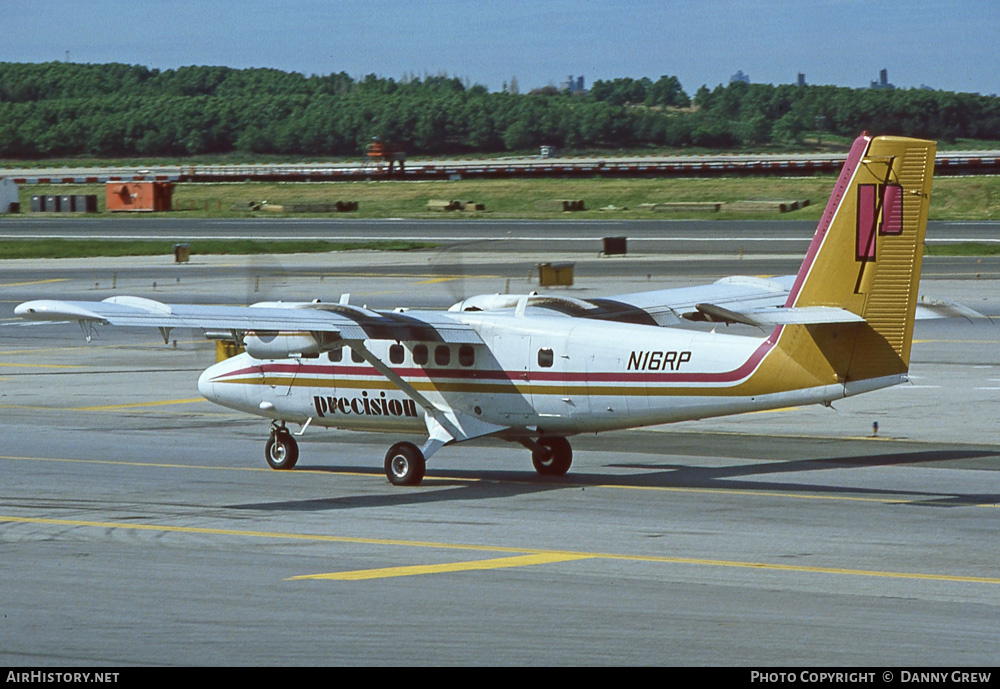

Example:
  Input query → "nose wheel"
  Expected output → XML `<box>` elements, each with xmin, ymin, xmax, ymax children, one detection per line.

<box><xmin>265</xmin><ymin>426</ymin><xmax>299</xmax><ymax>470</ymax></box>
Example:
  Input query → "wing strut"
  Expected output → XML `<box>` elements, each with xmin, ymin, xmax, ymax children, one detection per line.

<box><xmin>79</xmin><ymin>320</ymin><xmax>97</xmax><ymax>343</ymax></box>
<box><xmin>342</xmin><ymin>341</ymin><xmax>506</xmax><ymax>459</ymax></box>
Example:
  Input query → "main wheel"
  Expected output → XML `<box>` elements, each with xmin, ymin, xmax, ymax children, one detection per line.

<box><xmin>384</xmin><ymin>441</ymin><xmax>426</xmax><ymax>486</ymax></box>
<box><xmin>265</xmin><ymin>429</ymin><xmax>299</xmax><ymax>470</ymax></box>
<box><xmin>531</xmin><ymin>436</ymin><xmax>572</xmax><ymax>476</ymax></box>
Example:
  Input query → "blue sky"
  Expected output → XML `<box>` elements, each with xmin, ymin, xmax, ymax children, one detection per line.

<box><xmin>3</xmin><ymin>0</ymin><xmax>997</xmax><ymax>95</ymax></box>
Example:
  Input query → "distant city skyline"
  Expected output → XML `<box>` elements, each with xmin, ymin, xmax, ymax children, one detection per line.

<box><xmin>2</xmin><ymin>0</ymin><xmax>997</xmax><ymax>95</ymax></box>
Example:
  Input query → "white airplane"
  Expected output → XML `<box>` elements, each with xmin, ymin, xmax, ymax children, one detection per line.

<box><xmin>16</xmin><ymin>133</ymin><xmax>935</xmax><ymax>486</ymax></box>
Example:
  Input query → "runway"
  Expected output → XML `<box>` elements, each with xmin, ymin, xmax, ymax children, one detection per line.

<box><xmin>1</xmin><ymin>246</ymin><xmax>998</xmax><ymax>665</ymax></box>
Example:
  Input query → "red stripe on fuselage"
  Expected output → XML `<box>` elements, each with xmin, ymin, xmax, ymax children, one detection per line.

<box><xmin>210</xmin><ymin>331</ymin><xmax>781</xmax><ymax>387</ymax></box>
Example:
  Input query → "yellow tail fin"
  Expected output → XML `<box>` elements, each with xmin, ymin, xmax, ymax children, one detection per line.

<box><xmin>781</xmin><ymin>133</ymin><xmax>936</xmax><ymax>382</ymax></box>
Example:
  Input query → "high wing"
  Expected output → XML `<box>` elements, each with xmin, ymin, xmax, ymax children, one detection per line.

<box><xmin>607</xmin><ymin>275</ymin><xmax>866</xmax><ymax>326</ymax></box>
<box><xmin>449</xmin><ymin>273</ymin><xmax>863</xmax><ymax>328</ymax></box>
<box><xmin>15</xmin><ymin>295</ymin><xmax>482</xmax><ymax>344</ymax></box>
<box><xmin>602</xmin><ymin>274</ymin><xmax>797</xmax><ymax>320</ymax></box>
<box><xmin>17</xmin><ymin>274</ymin><xmax>820</xmax><ymax>337</ymax></box>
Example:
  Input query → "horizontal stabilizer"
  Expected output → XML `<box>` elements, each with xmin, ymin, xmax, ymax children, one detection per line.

<box><xmin>683</xmin><ymin>303</ymin><xmax>866</xmax><ymax>327</ymax></box>
<box><xmin>744</xmin><ymin>306</ymin><xmax>866</xmax><ymax>326</ymax></box>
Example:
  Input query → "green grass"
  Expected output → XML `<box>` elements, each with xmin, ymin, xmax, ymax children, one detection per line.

<box><xmin>925</xmin><ymin>243</ymin><xmax>1000</xmax><ymax>256</ymax></box>
<box><xmin>0</xmin><ymin>239</ymin><xmax>436</xmax><ymax>260</ymax></box>
<box><xmin>15</xmin><ymin>177</ymin><xmax>837</xmax><ymax>220</ymax></box>
<box><xmin>17</xmin><ymin>174</ymin><xmax>1000</xmax><ymax>221</ymax></box>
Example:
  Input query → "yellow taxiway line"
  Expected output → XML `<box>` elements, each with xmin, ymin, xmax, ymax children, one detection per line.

<box><xmin>2</xmin><ymin>513</ymin><xmax>999</xmax><ymax>586</ymax></box>
<box><xmin>290</xmin><ymin>553</ymin><xmax>595</xmax><ymax>581</ymax></box>
<box><xmin>70</xmin><ymin>397</ymin><xmax>206</xmax><ymax>411</ymax></box>
<box><xmin>0</xmin><ymin>362</ymin><xmax>82</xmax><ymax>369</ymax></box>
<box><xmin>0</xmin><ymin>398</ymin><xmax>209</xmax><ymax>413</ymax></box>
<box><xmin>0</xmin><ymin>278</ymin><xmax>69</xmax><ymax>288</ymax></box>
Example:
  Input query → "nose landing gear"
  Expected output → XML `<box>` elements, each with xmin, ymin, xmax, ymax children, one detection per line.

<box><xmin>265</xmin><ymin>424</ymin><xmax>299</xmax><ymax>470</ymax></box>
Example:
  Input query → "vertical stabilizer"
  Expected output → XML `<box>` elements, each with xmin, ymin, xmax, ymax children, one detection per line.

<box><xmin>780</xmin><ymin>134</ymin><xmax>935</xmax><ymax>381</ymax></box>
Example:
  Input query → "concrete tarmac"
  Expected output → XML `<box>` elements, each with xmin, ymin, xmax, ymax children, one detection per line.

<box><xmin>1</xmin><ymin>248</ymin><xmax>998</xmax><ymax>666</ymax></box>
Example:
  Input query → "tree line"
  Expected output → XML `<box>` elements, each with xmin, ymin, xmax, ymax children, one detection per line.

<box><xmin>1</xmin><ymin>61</ymin><xmax>998</xmax><ymax>159</ymax></box>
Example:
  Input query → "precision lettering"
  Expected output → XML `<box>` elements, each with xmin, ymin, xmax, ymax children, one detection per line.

<box><xmin>314</xmin><ymin>392</ymin><xmax>418</xmax><ymax>419</ymax></box>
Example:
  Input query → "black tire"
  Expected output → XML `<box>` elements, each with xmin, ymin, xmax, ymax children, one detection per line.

<box><xmin>265</xmin><ymin>430</ymin><xmax>299</xmax><ymax>470</ymax></box>
<box><xmin>531</xmin><ymin>436</ymin><xmax>572</xmax><ymax>476</ymax></box>
<box><xmin>384</xmin><ymin>441</ymin><xmax>426</xmax><ymax>486</ymax></box>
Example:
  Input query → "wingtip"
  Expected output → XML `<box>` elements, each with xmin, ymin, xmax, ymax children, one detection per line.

<box><xmin>14</xmin><ymin>299</ymin><xmax>103</xmax><ymax>321</ymax></box>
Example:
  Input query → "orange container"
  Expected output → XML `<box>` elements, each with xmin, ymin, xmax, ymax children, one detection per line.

<box><xmin>106</xmin><ymin>182</ymin><xmax>174</xmax><ymax>212</ymax></box>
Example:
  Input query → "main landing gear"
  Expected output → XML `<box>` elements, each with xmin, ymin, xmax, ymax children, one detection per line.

<box><xmin>530</xmin><ymin>436</ymin><xmax>573</xmax><ymax>477</ymax></box>
<box><xmin>380</xmin><ymin>435</ymin><xmax>572</xmax><ymax>486</ymax></box>
<box><xmin>265</xmin><ymin>424</ymin><xmax>299</xmax><ymax>470</ymax></box>
<box><xmin>384</xmin><ymin>441</ymin><xmax>426</xmax><ymax>486</ymax></box>
<box><xmin>261</xmin><ymin>424</ymin><xmax>572</xmax><ymax>486</ymax></box>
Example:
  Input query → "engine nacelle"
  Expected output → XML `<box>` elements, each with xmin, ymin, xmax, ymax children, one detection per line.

<box><xmin>449</xmin><ymin>293</ymin><xmax>530</xmax><ymax>312</ymax></box>
<box><xmin>244</xmin><ymin>332</ymin><xmax>329</xmax><ymax>359</ymax></box>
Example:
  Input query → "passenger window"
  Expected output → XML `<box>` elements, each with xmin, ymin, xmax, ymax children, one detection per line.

<box><xmin>435</xmin><ymin>345</ymin><xmax>450</xmax><ymax>366</ymax></box>
<box><xmin>459</xmin><ymin>344</ymin><xmax>475</xmax><ymax>367</ymax></box>
<box><xmin>413</xmin><ymin>344</ymin><xmax>428</xmax><ymax>366</ymax></box>
<box><xmin>389</xmin><ymin>344</ymin><xmax>404</xmax><ymax>364</ymax></box>
<box><xmin>351</xmin><ymin>348</ymin><xmax>364</xmax><ymax>363</ymax></box>
<box><xmin>537</xmin><ymin>348</ymin><xmax>554</xmax><ymax>368</ymax></box>
<box><xmin>327</xmin><ymin>347</ymin><xmax>343</xmax><ymax>362</ymax></box>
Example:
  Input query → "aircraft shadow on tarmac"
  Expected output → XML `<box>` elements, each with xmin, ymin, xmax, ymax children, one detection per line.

<box><xmin>608</xmin><ymin>448</ymin><xmax>1000</xmax><ymax>507</ymax></box>
<box><xmin>226</xmin><ymin>467</ymin><xmax>585</xmax><ymax>512</ymax></box>
<box><xmin>226</xmin><ymin>446</ymin><xmax>999</xmax><ymax>512</ymax></box>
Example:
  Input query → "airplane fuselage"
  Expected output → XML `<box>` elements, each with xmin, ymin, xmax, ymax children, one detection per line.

<box><xmin>198</xmin><ymin>311</ymin><xmax>901</xmax><ymax>438</ymax></box>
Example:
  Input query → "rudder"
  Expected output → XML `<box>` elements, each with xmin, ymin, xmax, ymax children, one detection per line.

<box><xmin>783</xmin><ymin>134</ymin><xmax>936</xmax><ymax>381</ymax></box>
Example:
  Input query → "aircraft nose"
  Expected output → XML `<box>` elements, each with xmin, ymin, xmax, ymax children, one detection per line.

<box><xmin>197</xmin><ymin>354</ymin><xmax>256</xmax><ymax>414</ymax></box>
<box><xmin>197</xmin><ymin>366</ymin><xmax>218</xmax><ymax>403</ymax></box>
